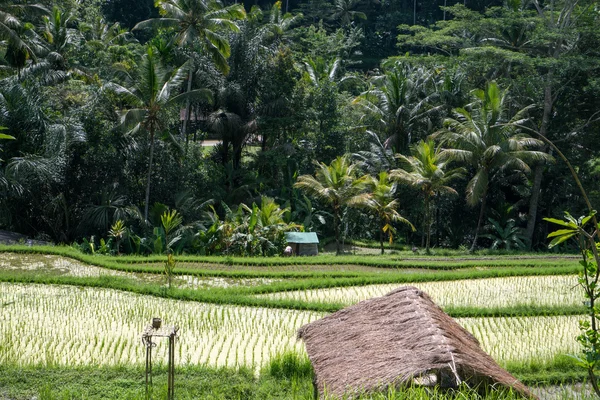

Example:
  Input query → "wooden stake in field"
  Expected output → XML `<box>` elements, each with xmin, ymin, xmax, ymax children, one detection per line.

<box><xmin>142</xmin><ymin>318</ymin><xmax>179</xmax><ymax>400</ymax></box>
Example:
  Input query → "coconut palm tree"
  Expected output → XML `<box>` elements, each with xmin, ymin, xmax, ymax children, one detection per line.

<box><xmin>134</xmin><ymin>0</ymin><xmax>245</xmax><ymax>143</ymax></box>
<box><xmin>103</xmin><ymin>46</ymin><xmax>212</xmax><ymax>222</ymax></box>
<box><xmin>38</xmin><ymin>6</ymin><xmax>82</xmax><ymax>72</ymax></box>
<box><xmin>264</xmin><ymin>1</ymin><xmax>302</xmax><ymax>46</ymax></box>
<box><xmin>294</xmin><ymin>155</ymin><xmax>360</xmax><ymax>255</ymax></box>
<box><xmin>81</xmin><ymin>17</ymin><xmax>136</xmax><ymax>47</ymax></box>
<box><xmin>330</xmin><ymin>0</ymin><xmax>366</xmax><ymax>27</ymax></box>
<box><xmin>353</xmin><ymin>130</ymin><xmax>397</xmax><ymax>175</ymax></box>
<box><xmin>134</xmin><ymin>0</ymin><xmax>245</xmax><ymax>69</ymax></box>
<box><xmin>79</xmin><ymin>186</ymin><xmax>141</xmax><ymax>235</ymax></box>
<box><xmin>349</xmin><ymin>171</ymin><xmax>414</xmax><ymax>254</ymax></box>
<box><xmin>435</xmin><ymin>82</ymin><xmax>551</xmax><ymax>251</ymax></box>
<box><xmin>3</xmin><ymin>119</ymin><xmax>85</xmax><ymax>241</ymax></box>
<box><xmin>254</xmin><ymin>196</ymin><xmax>296</xmax><ymax>252</ymax></box>
<box><xmin>15</xmin><ymin>6</ymin><xmax>84</xmax><ymax>86</ymax></box>
<box><xmin>0</xmin><ymin>81</ymin><xmax>55</xmax><ymax>230</ymax></box>
<box><xmin>301</xmin><ymin>56</ymin><xmax>359</xmax><ymax>89</ymax></box>
<box><xmin>392</xmin><ymin>140</ymin><xmax>465</xmax><ymax>253</ymax></box>
<box><xmin>0</xmin><ymin>2</ymin><xmax>48</xmax><ymax>77</ymax></box>
<box><xmin>353</xmin><ymin>62</ymin><xmax>439</xmax><ymax>154</ymax></box>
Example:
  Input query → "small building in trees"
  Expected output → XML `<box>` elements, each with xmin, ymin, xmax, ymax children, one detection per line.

<box><xmin>285</xmin><ymin>232</ymin><xmax>319</xmax><ymax>256</ymax></box>
<box><xmin>298</xmin><ymin>286</ymin><xmax>536</xmax><ymax>399</ymax></box>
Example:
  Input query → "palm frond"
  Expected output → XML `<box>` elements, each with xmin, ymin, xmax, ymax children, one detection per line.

<box><xmin>6</xmin><ymin>155</ymin><xmax>58</xmax><ymax>184</ymax></box>
<box><xmin>389</xmin><ymin>168</ymin><xmax>416</xmax><ymax>184</ymax></box>
<box><xmin>169</xmin><ymin>88</ymin><xmax>213</xmax><ymax>105</ymax></box>
<box><xmin>438</xmin><ymin>148</ymin><xmax>473</xmax><ymax>164</ymax></box>
<box><xmin>466</xmin><ymin>168</ymin><xmax>489</xmax><ymax>206</ymax></box>
<box><xmin>102</xmin><ymin>82</ymin><xmax>143</xmax><ymax>107</ymax></box>
<box><xmin>120</xmin><ymin>108</ymin><xmax>147</xmax><ymax>130</ymax></box>
<box><xmin>132</xmin><ymin>18</ymin><xmax>179</xmax><ymax>32</ymax></box>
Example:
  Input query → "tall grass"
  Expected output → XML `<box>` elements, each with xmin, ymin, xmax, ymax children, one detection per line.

<box><xmin>266</xmin><ymin>351</ymin><xmax>313</xmax><ymax>379</ymax></box>
<box><xmin>1</xmin><ymin>363</ymin><xmax>595</xmax><ymax>400</ymax></box>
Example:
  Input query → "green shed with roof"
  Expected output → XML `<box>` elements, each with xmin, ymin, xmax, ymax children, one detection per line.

<box><xmin>285</xmin><ymin>232</ymin><xmax>319</xmax><ymax>256</ymax></box>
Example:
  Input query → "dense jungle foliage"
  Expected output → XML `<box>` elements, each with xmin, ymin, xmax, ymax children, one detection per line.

<box><xmin>0</xmin><ymin>0</ymin><xmax>598</xmax><ymax>255</ymax></box>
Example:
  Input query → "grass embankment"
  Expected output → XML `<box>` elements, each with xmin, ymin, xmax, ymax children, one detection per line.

<box><xmin>0</xmin><ymin>364</ymin><xmax>313</xmax><ymax>400</ymax></box>
<box><xmin>0</xmin><ymin>358</ymin><xmax>591</xmax><ymax>400</ymax></box>
<box><xmin>112</xmin><ymin>255</ymin><xmax>578</xmax><ymax>270</ymax></box>
<box><xmin>0</xmin><ymin>245</ymin><xmax>579</xmax><ymax>272</ymax></box>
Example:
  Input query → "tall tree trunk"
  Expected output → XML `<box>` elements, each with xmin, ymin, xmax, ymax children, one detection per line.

<box><xmin>425</xmin><ymin>196</ymin><xmax>431</xmax><ymax>254</ymax></box>
<box><xmin>470</xmin><ymin>189</ymin><xmax>487</xmax><ymax>252</ymax></box>
<box><xmin>443</xmin><ymin>0</ymin><xmax>447</xmax><ymax>20</ymax></box>
<box><xmin>380</xmin><ymin>219</ymin><xmax>385</xmax><ymax>255</ymax></box>
<box><xmin>182</xmin><ymin>61</ymin><xmax>194</xmax><ymax>152</ymax></box>
<box><xmin>193</xmin><ymin>105</ymin><xmax>198</xmax><ymax>142</ymax></box>
<box><xmin>526</xmin><ymin>164</ymin><xmax>545</xmax><ymax>248</ymax></box>
<box><xmin>144</xmin><ymin>129</ymin><xmax>156</xmax><ymax>223</ymax></box>
<box><xmin>525</xmin><ymin>74</ymin><xmax>553</xmax><ymax>249</ymax></box>
<box><xmin>334</xmin><ymin>206</ymin><xmax>341</xmax><ymax>255</ymax></box>
<box><xmin>421</xmin><ymin>195</ymin><xmax>426</xmax><ymax>247</ymax></box>
<box><xmin>222</xmin><ymin>139</ymin><xmax>229</xmax><ymax>165</ymax></box>
<box><xmin>436</xmin><ymin>204</ymin><xmax>440</xmax><ymax>247</ymax></box>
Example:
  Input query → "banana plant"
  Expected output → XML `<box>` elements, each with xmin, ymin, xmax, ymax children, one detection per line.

<box><xmin>480</xmin><ymin>217</ymin><xmax>526</xmax><ymax>250</ymax></box>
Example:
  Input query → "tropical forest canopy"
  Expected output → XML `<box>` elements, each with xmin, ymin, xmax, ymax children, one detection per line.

<box><xmin>0</xmin><ymin>0</ymin><xmax>598</xmax><ymax>255</ymax></box>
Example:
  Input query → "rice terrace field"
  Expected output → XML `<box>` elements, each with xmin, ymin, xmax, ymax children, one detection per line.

<box><xmin>0</xmin><ymin>246</ymin><xmax>596</xmax><ymax>399</ymax></box>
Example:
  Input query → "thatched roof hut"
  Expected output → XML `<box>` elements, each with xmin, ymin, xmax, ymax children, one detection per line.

<box><xmin>297</xmin><ymin>286</ymin><xmax>536</xmax><ymax>399</ymax></box>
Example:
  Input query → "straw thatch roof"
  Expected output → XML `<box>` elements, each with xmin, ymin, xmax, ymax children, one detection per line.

<box><xmin>297</xmin><ymin>286</ymin><xmax>536</xmax><ymax>399</ymax></box>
